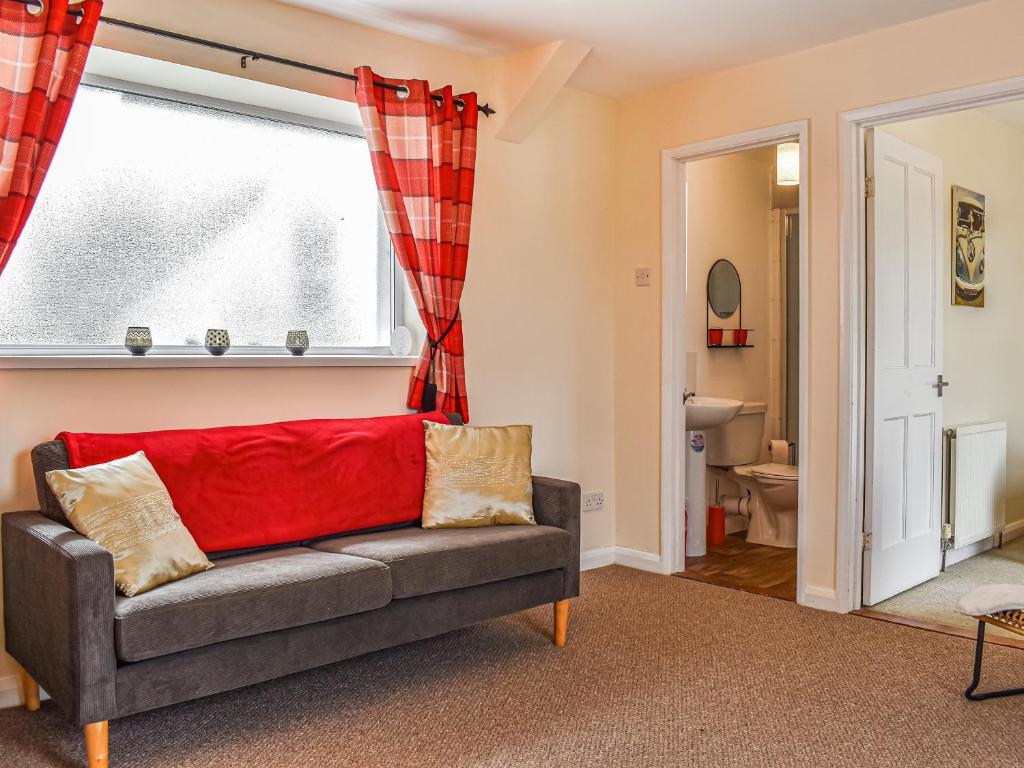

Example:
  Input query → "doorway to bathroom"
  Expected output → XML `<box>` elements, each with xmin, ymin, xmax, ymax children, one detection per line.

<box><xmin>838</xmin><ymin>75</ymin><xmax>1024</xmax><ymax>639</ymax></box>
<box><xmin>660</xmin><ymin>123</ymin><xmax>810</xmax><ymax>604</ymax></box>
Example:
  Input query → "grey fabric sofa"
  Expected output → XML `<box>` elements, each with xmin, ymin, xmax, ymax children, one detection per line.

<box><xmin>3</xmin><ymin>438</ymin><xmax>581</xmax><ymax>768</ymax></box>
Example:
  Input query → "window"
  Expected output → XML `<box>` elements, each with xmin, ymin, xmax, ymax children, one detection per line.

<box><xmin>0</xmin><ymin>76</ymin><xmax>402</xmax><ymax>357</ymax></box>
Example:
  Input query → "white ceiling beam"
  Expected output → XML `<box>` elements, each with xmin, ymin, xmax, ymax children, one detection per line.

<box><xmin>493</xmin><ymin>38</ymin><xmax>591</xmax><ymax>143</ymax></box>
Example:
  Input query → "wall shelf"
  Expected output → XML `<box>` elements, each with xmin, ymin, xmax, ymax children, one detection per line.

<box><xmin>707</xmin><ymin>258</ymin><xmax>753</xmax><ymax>350</ymax></box>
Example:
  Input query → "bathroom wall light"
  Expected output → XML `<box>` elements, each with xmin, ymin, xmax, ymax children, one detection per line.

<box><xmin>776</xmin><ymin>142</ymin><xmax>800</xmax><ymax>186</ymax></box>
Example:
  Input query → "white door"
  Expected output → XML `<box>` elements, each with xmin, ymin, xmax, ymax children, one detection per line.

<box><xmin>863</xmin><ymin>129</ymin><xmax>945</xmax><ymax>605</ymax></box>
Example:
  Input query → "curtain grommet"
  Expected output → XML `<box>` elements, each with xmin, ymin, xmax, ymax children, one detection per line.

<box><xmin>25</xmin><ymin>0</ymin><xmax>44</xmax><ymax>17</ymax></box>
<box><xmin>396</xmin><ymin>85</ymin><xmax>410</xmax><ymax>100</ymax></box>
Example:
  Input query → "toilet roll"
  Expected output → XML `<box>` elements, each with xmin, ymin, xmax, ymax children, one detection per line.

<box><xmin>769</xmin><ymin>440</ymin><xmax>790</xmax><ymax>464</ymax></box>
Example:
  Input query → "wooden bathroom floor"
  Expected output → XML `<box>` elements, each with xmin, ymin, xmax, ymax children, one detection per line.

<box><xmin>674</xmin><ymin>533</ymin><xmax>797</xmax><ymax>601</ymax></box>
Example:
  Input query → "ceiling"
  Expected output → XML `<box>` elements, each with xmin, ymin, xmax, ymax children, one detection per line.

<box><xmin>273</xmin><ymin>0</ymin><xmax>986</xmax><ymax>96</ymax></box>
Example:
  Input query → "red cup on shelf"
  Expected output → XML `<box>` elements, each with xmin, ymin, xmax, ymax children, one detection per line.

<box><xmin>734</xmin><ymin>329</ymin><xmax>749</xmax><ymax>346</ymax></box>
<box><xmin>708</xmin><ymin>328</ymin><xmax>724</xmax><ymax>346</ymax></box>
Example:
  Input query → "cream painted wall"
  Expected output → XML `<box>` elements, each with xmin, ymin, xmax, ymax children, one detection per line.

<box><xmin>685</xmin><ymin>151</ymin><xmax>772</xmax><ymax>417</ymax></box>
<box><xmin>0</xmin><ymin>0</ymin><xmax>618</xmax><ymax>681</ymax></box>
<box><xmin>5</xmin><ymin>0</ymin><xmax>1023</xmax><ymax>693</ymax></box>
<box><xmin>612</xmin><ymin>0</ymin><xmax>1024</xmax><ymax>600</ymax></box>
<box><xmin>881</xmin><ymin>111</ymin><xmax>1024</xmax><ymax>528</ymax></box>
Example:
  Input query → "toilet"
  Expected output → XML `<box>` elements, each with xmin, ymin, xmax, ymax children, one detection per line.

<box><xmin>704</xmin><ymin>402</ymin><xmax>800</xmax><ymax>549</ymax></box>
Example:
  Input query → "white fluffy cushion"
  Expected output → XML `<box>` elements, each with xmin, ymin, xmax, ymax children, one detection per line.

<box><xmin>957</xmin><ymin>584</ymin><xmax>1024</xmax><ymax>616</ymax></box>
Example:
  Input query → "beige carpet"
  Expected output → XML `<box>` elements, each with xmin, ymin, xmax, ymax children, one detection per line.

<box><xmin>2</xmin><ymin>566</ymin><xmax>1023</xmax><ymax>767</ymax></box>
<box><xmin>874</xmin><ymin>537</ymin><xmax>1024</xmax><ymax>636</ymax></box>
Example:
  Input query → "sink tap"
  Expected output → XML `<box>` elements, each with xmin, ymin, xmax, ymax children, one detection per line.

<box><xmin>683</xmin><ymin>390</ymin><xmax>696</xmax><ymax>404</ymax></box>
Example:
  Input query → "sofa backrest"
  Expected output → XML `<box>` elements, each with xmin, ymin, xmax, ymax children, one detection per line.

<box><xmin>31</xmin><ymin>439</ymin><xmax>72</xmax><ymax>525</ymax></box>
<box><xmin>37</xmin><ymin>412</ymin><xmax>450</xmax><ymax>553</ymax></box>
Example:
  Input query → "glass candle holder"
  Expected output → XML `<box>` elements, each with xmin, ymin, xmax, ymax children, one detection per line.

<box><xmin>205</xmin><ymin>329</ymin><xmax>230</xmax><ymax>356</ymax></box>
<box><xmin>125</xmin><ymin>327</ymin><xmax>152</xmax><ymax>356</ymax></box>
<box><xmin>286</xmin><ymin>330</ymin><xmax>309</xmax><ymax>356</ymax></box>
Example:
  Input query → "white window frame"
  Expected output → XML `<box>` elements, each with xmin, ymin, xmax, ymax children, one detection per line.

<box><xmin>0</xmin><ymin>75</ymin><xmax>416</xmax><ymax>369</ymax></box>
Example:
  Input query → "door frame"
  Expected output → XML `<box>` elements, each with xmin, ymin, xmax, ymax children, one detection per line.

<box><xmin>838</xmin><ymin>75</ymin><xmax>1024</xmax><ymax>612</ymax></box>
<box><xmin>660</xmin><ymin>121</ymin><xmax>810</xmax><ymax>603</ymax></box>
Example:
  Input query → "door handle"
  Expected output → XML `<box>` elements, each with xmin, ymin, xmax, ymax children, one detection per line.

<box><xmin>933</xmin><ymin>374</ymin><xmax>950</xmax><ymax>397</ymax></box>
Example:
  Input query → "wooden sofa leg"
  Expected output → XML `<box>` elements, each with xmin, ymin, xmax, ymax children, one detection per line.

<box><xmin>18</xmin><ymin>667</ymin><xmax>40</xmax><ymax>711</ymax></box>
<box><xmin>84</xmin><ymin>721</ymin><xmax>109</xmax><ymax>768</ymax></box>
<box><xmin>553</xmin><ymin>599</ymin><xmax>569</xmax><ymax>647</ymax></box>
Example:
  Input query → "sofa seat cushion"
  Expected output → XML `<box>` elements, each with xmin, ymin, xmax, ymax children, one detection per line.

<box><xmin>114</xmin><ymin>547</ymin><xmax>391</xmax><ymax>662</ymax></box>
<box><xmin>309</xmin><ymin>525</ymin><xmax>572</xmax><ymax>599</ymax></box>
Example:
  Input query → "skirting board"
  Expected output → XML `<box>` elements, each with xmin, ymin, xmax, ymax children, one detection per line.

<box><xmin>799</xmin><ymin>585</ymin><xmax>838</xmax><ymax>612</ymax></box>
<box><xmin>0</xmin><ymin>674</ymin><xmax>49</xmax><ymax>710</ymax></box>
<box><xmin>580</xmin><ymin>546</ymin><xmax>616</xmax><ymax>571</ymax></box>
<box><xmin>1004</xmin><ymin>518</ymin><xmax>1024</xmax><ymax>542</ymax></box>
<box><xmin>581</xmin><ymin>546</ymin><xmax>668</xmax><ymax>574</ymax></box>
<box><xmin>945</xmin><ymin>518</ymin><xmax>1024</xmax><ymax>568</ymax></box>
<box><xmin>613</xmin><ymin>546</ymin><xmax>667</xmax><ymax>573</ymax></box>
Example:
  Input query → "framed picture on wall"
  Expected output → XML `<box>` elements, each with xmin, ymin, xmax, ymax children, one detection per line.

<box><xmin>952</xmin><ymin>185</ymin><xmax>985</xmax><ymax>307</ymax></box>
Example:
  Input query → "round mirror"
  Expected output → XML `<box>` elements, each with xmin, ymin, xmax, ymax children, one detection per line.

<box><xmin>707</xmin><ymin>259</ymin><xmax>741</xmax><ymax>319</ymax></box>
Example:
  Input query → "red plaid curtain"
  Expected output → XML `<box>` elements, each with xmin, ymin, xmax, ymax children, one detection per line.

<box><xmin>355</xmin><ymin>66</ymin><xmax>477</xmax><ymax>423</ymax></box>
<box><xmin>0</xmin><ymin>0</ymin><xmax>101</xmax><ymax>276</ymax></box>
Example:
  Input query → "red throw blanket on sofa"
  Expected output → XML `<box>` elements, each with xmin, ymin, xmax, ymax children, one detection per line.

<box><xmin>58</xmin><ymin>412</ymin><xmax>450</xmax><ymax>553</ymax></box>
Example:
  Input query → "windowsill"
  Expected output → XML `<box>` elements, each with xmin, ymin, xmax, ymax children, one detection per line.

<box><xmin>0</xmin><ymin>354</ymin><xmax>421</xmax><ymax>370</ymax></box>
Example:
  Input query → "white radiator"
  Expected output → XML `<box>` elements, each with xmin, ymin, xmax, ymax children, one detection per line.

<box><xmin>946</xmin><ymin>422</ymin><xmax>1007</xmax><ymax>549</ymax></box>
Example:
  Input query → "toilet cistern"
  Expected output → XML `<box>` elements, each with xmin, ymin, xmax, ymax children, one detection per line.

<box><xmin>684</xmin><ymin>396</ymin><xmax>744</xmax><ymax>557</ymax></box>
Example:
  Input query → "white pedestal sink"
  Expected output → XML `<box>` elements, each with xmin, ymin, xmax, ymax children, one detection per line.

<box><xmin>685</xmin><ymin>396</ymin><xmax>743</xmax><ymax>557</ymax></box>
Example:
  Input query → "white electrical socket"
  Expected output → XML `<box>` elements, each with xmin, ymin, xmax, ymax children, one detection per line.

<box><xmin>582</xmin><ymin>491</ymin><xmax>604</xmax><ymax>512</ymax></box>
<box><xmin>634</xmin><ymin>267</ymin><xmax>652</xmax><ymax>287</ymax></box>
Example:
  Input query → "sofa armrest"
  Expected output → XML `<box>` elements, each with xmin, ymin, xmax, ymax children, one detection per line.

<box><xmin>532</xmin><ymin>476</ymin><xmax>581</xmax><ymax>598</ymax></box>
<box><xmin>2</xmin><ymin>511</ymin><xmax>116</xmax><ymax>725</ymax></box>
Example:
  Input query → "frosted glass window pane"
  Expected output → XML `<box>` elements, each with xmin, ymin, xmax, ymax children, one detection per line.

<box><xmin>0</xmin><ymin>84</ymin><xmax>389</xmax><ymax>348</ymax></box>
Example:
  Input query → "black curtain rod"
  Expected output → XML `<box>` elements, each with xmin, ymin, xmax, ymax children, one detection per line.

<box><xmin>14</xmin><ymin>0</ymin><xmax>496</xmax><ymax>116</ymax></box>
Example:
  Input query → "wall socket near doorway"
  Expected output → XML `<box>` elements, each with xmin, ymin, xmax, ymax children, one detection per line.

<box><xmin>634</xmin><ymin>267</ymin><xmax>652</xmax><ymax>286</ymax></box>
<box><xmin>582</xmin><ymin>490</ymin><xmax>605</xmax><ymax>512</ymax></box>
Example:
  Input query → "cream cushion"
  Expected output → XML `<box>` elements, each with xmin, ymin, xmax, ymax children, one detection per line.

<box><xmin>46</xmin><ymin>451</ymin><xmax>212</xmax><ymax>596</ymax></box>
<box><xmin>422</xmin><ymin>423</ymin><xmax>535</xmax><ymax>528</ymax></box>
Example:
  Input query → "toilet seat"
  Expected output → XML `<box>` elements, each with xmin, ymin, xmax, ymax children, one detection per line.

<box><xmin>733</xmin><ymin>462</ymin><xmax>798</xmax><ymax>481</ymax></box>
<box><xmin>749</xmin><ymin>462</ymin><xmax>798</xmax><ymax>482</ymax></box>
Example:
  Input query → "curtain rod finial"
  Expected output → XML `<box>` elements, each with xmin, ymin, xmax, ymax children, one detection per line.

<box><xmin>479</xmin><ymin>103</ymin><xmax>496</xmax><ymax>117</ymax></box>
